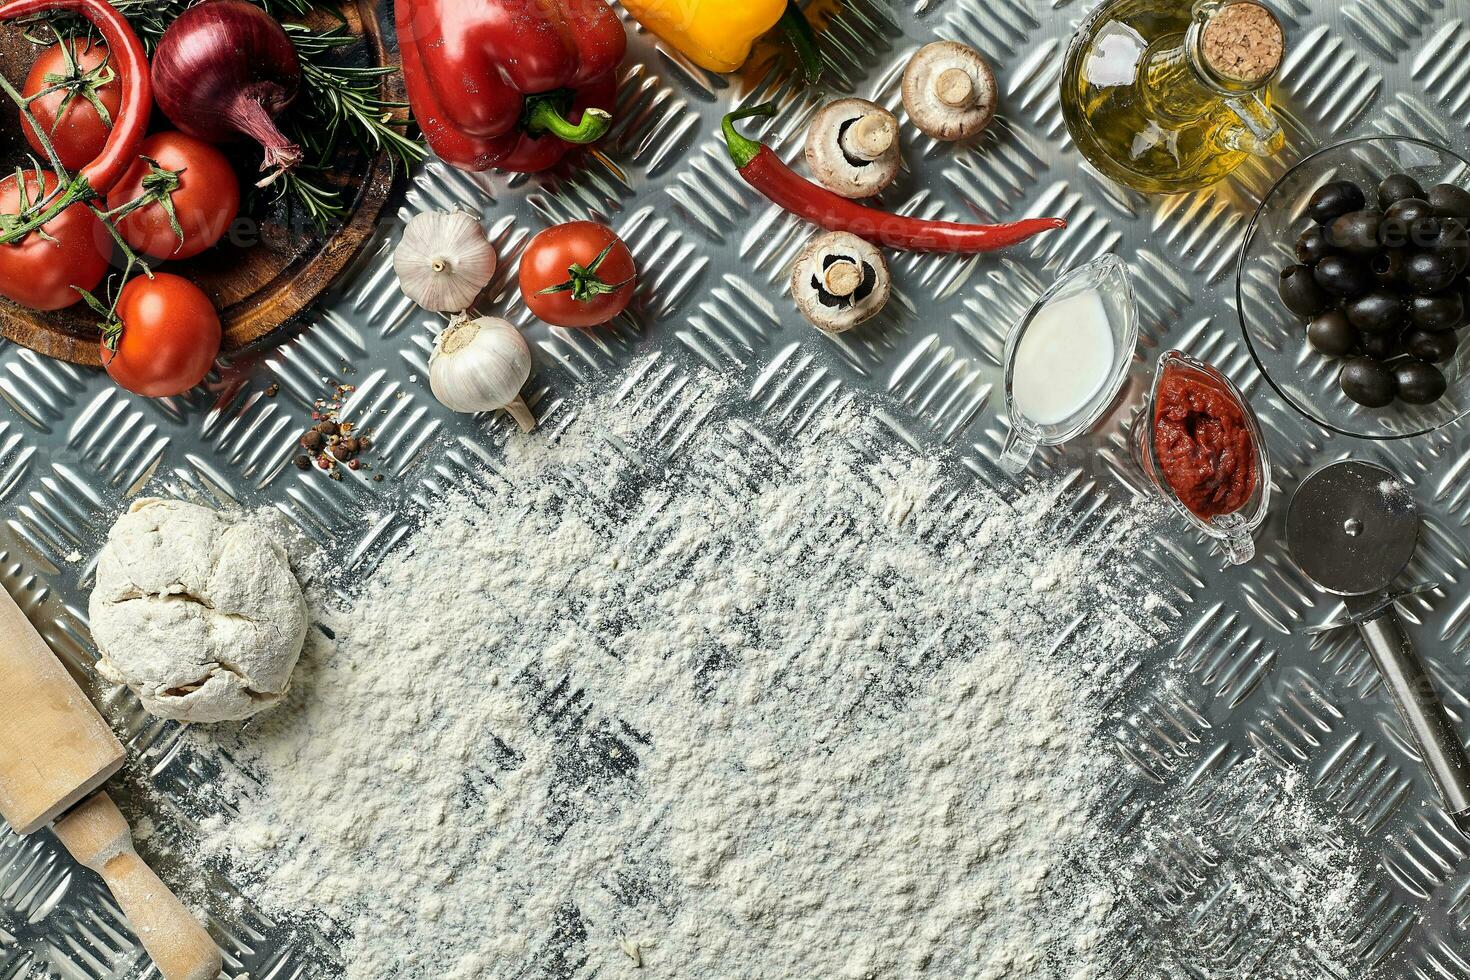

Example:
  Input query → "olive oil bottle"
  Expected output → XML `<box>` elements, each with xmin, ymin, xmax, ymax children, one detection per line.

<box><xmin>1060</xmin><ymin>0</ymin><xmax>1286</xmax><ymax>194</ymax></box>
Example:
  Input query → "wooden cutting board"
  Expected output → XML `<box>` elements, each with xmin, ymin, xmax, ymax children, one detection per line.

<box><xmin>0</xmin><ymin>0</ymin><xmax>400</xmax><ymax>367</ymax></box>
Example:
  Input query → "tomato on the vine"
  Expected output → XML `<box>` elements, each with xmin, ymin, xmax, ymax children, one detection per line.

<box><xmin>21</xmin><ymin>38</ymin><xmax>121</xmax><ymax>174</ymax></box>
<box><xmin>101</xmin><ymin>274</ymin><xmax>221</xmax><ymax>397</ymax></box>
<box><xmin>108</xmin><ymin>132</ymin><xmax>241</xmax><ymax>261</ymax></box>
<box><xmin>519</xmin><ymin>221</ymin><xmax>636</xmax><ymax>328</ymax></box>
<box><xmin>0</xmin><ymin>170</ymin><xmax>109</xmax><ymax>312</ymax></box>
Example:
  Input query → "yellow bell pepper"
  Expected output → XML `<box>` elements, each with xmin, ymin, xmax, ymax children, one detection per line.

<box><xmin>621</xmin><ymin>0</ymin><xmax>822</xmax><ymax>80</ymax></box>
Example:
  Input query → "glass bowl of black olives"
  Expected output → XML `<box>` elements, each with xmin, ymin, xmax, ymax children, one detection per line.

<box><xmin>1237</xmin><ymin>136</ymin><xmax>1470</xmax><ymax>439</ymax></box>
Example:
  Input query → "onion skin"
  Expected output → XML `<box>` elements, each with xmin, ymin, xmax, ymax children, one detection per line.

<box><xmin>151</xmin><ymin>0</ymin><xmax>304</xmax><ymax>185</ymax></box>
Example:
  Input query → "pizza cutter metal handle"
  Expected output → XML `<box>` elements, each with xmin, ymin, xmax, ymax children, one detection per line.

<box><xmin>1350</xmin><ymin>594</ymin><xmax>1470</xmax><ymax>832</ymax></box>
<box><xmin>1289</xmin><ymin>459</ymin><xmax>1470</xmax><ymax>834</ymax></box>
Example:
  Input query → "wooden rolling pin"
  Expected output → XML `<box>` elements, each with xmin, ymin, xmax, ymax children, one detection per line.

<box><xmin>0</xmin><ymin>586</ymin><xmax>222</xmax><ymax>980</ymax></box>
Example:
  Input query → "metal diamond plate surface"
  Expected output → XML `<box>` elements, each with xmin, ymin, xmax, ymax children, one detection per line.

<box><xmin>6</xmin><ymin>0</ymin><xmax>1470</xmax><ymax>976</ymax></box>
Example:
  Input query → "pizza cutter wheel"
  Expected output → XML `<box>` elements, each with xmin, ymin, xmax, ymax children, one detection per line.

<box><xmin>1287</xmin><ymin>459</ymin><xmax>1470</xmax><ymax>833</ymax></box>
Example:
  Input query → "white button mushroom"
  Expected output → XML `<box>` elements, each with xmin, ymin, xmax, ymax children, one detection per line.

<box><xmin>804</xmin><ymin>98</ymin><xmax>903</xmax><ymax>199</ymax></box>
<box><xmin>790</xmin><ymin>232</ymin><xmax>891</xmax><ymax>333</ymax></box>
<box><xmin>901</xmin><ymin>41</ymin><xmax>997</xmax><ymax>141</ymax></box>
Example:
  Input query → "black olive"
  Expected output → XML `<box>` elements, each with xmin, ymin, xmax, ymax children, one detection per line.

<box><xmin>1328</xmin><ymin>210</ymin><xmax>1384</xmax><ymax>255</ymax></box>
<box><xmin>1404</xmin><ymin>249</ymin><xmax>1460</xmax><ymax>293</ymax></box>
<box><xmin>1379</xmin><ymin>173</ymin><xmax>1426</xmax><ymax>207</ymax></box>
<box><xmin>1405</xmin><ymin>327</ymin><xmax>1459</xmax><ymax>362</ymax></box>
<box><xmin>1409</xmin><ymin>215</ymin><xmax>1444</xmax><ymax>247</ymax></box>
<box><xmin>1306</xmin><ymin>310</ymin><xmax>1357</xmax><ymax>355</ymax></box>
<box><xmin>1345</xmin><ymin>289</ymin><xmax>1405</xmax><ymax>333</ymax></box>
<box><xmin>1430</xmin><ymin>218</ymin><xmax>1470</xmax><ymax>273</ymax></box>
<box><xmin>1429</xmin><ymin>183</ymin><xmax>1470</xmax><ymax>219</ymax></box>
<box><xmin>1359</xmin><ymin>330</ymin><xmax>1400</xmax><ymax>360</ymax></box>
<box><xmin>1394</xmin><ymin>359</ymin><xmax>1447</xmax><ymax>404</ymax></box>
<box><xmin>1295</xmin><ymin>225</ymin><xmax>1335</xmax><ymax>266</ymax></box>
<box><xmin>1312</xmin><ymin>254</ymin><xmax>1372</xmax><ymax>298</ymax></box>
<box><xmin>1278</xmin><ymin>264</ymin><xmax>1330</xmax><ymax>317</ymax></box>
<box><xmin>1409</xmin><ymin>291</ymin><xmax>1464</xmax><ymax>331</ymax></box>
<box><xmin>1381</xmin><ymin>199</ymin><xmax>1441</xmax><ymax>248</ymax></box>
<box><xmin>1379</xmin><ymin>223</ymin><xmax>1409</xmax><ymax>250</ymax></box>
<box><xmin>1384</xmin><ymin>197</ymin><xmax>1437</xmax><ymax>226</ymax></box>
<box><xmin>1370</xmin><ymin>249</ymin><xmax>1406</xmax><ymax>287</ymax></box>
<box><xmin>1340</xmin><ymin>356</ymin><xmax>1397</xmax><ymax>406</ymax></box>
<box><xmin>1310</xmin><ymin>180</ymin><xmax>1367</xmax><ymax>225</ymax></box>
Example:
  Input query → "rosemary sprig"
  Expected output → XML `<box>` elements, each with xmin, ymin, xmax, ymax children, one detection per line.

<box><xmin>284</xmin><ymin>23</ymin><xmax>423</xmax><ymax>172</ymax></box>
<box><xmin>256</xmin><ymin>0</ymin><xmax>316</xmax><ymax>16</ymax></box>
<box><xmin>272</xmin><ymin>21</ymin><xmax>421</xmax><ymax>230</ymax></box>
<box><xmin>77</xmin><ymin>0</ymin><xmax>187</xmax><ymax>50</ymax></box>
<box><xmin>95</xmin><ymin>0</ymin><xmax>314</xmax><ymax>48</ymax></box>
<box><xmin>269</xmin><ymin>167</ymin><xmax>348</xmax><ymax>227</ymax></box>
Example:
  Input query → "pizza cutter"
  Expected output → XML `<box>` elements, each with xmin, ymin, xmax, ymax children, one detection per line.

<box><xmin>1287</xmin><ymin>459</ymin><xmax>1470</xmax><ymax>833</ymax></box>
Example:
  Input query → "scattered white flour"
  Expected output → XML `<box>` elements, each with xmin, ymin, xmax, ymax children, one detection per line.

<box><xmin>1082</xmin><ymin>754</ymin><xmax>1375</xmax><ymax>980</ymax></box>
<box><xmin>159</xmin><ymin>374</ymin><xmax>1376</xmax><ymax>979</ymax></box>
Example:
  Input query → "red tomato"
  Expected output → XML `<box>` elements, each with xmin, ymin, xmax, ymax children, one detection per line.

<box><xmin>0</xmin><ymin>170</ymin><xmax>109</xmax><ymax>311</ymax></box>
<box><xmin>519</xmin><ymin>221</ymin><xmax>636</xmax><ymax>328</ymax></box>
<box><xmin>101</xmin><ymin>274</ymin><xmax>221</xmax><ymax>397</ymax></box>
<box><xmin>108</xmin><ymin>132</ymin><xmax>242</xmax><ymax>261</ymax></box>
<box><xmin>21</xmin><ymin>39</ymin><xmax>122</xmax><ymax>174</ymax></box>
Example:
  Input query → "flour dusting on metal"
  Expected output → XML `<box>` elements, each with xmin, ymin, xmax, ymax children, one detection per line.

<box><xmin>4</xmin><ymin>0</ymin><xmax>1470</xmax><ymax>977</ymax></box>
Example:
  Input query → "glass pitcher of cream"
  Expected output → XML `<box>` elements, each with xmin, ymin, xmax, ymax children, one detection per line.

<box><xmin>1000</xmin><ymin>254</ymin><xmax>1140</xmax><ymax>473</ymax></box>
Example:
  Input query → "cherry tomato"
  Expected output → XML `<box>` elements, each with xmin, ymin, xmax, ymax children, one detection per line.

<box><xmin>21</xmin><ymin>38</ymin><xmax>121</xmax><ymax>174</ymax></box>
<box><xmin>101</xmin><ymin>274</ymin><xmax>221</xmax><ymax>397</ymax></box>
<box><xmin>108</xmin><ymin>132</ymin><xmax>241</xmax><ymax>261</ymax></box>
<box><xmin>519</xmin><ymin>221</ymin><xmax>636</xmax><ymax>328</ymax></box>
<box><xmin>0</xmin><ymin>170</ymin><xmax>109</xmax><ymax>311</ymax></box>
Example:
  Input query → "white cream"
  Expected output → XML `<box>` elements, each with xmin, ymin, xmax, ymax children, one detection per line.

<box><xmin>1011</xmin><ymin>287</ymin><xmax>1116</xmax><ymax>426</ymax></box>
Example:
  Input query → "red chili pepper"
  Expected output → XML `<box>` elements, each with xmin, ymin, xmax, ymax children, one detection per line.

<box><xmin>396</xmin><ymin>0</ymin><xmax>626</xmax><ymax>175</ymax></box>
<box><xmin>0</xmin><ymin>0</ymin><xmax>150</xmax><ymax>195</ymax></box>
<box><xmin>722</xmin><ymin>104</ymin><xmax>1066</xmax><ymax>253</ymax></box>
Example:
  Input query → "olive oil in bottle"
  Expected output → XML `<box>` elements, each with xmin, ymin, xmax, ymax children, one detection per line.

<box><xmin>1060</xmin><ymin>0</ymin><xmax>1286</xmax><ymax>194</ymax></box>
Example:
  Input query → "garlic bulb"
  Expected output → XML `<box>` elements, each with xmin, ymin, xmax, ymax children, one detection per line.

<box><xmin>394</xmin><ymin>209</ymin><xmax>498</xmax><ymax>312</ymax></box>
<box><xmin>429</xmin><ymin>316</ymin><xmax>536</xmax><ymax>431</ymax></box>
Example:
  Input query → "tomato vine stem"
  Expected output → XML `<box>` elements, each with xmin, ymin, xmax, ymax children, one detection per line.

<box><xmin>0</xmin><ymin>42</ymin><xmax>148</xmax><ymax>274</ymax></box>
<box><xmin>0</xmin><ymin>67</ymin><xmax>69</xmax><ymax>180</ymax></box>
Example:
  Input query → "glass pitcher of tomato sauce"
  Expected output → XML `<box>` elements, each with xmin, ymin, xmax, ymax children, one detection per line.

<box><xmin>1134</xmin><ymin>350</ymin><xmax>1271</xmax><ymax>564</ymax></box>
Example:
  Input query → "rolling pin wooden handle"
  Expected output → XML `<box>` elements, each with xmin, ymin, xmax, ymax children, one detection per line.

<box><xmin>52</xmin><ymin>793</ymin><xmax>223</xmax><ymax>980</ymax></box>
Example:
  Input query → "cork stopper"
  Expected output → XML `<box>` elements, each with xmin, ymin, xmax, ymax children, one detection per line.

<box><xmin>1200</xmin><ymin>2</ymin><xmax>1284</xmax><ymax>84</ymax></box>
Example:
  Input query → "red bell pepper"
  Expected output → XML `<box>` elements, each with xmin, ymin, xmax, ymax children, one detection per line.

<box><xmin>396</xmin><ymin>0</ymin><xmax>627</xmax><ymax>174</ymax></box>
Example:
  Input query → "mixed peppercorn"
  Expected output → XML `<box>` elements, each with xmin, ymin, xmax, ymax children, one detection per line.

<box><xmin>291</xmin><ymin>384</ymin><xmax>380</xmax><ymax>481</ymax></box>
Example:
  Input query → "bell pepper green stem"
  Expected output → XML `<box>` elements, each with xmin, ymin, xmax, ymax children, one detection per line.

<box><xmin>525</xmin><ymin>97</ymin><xmax>613</xmax><ymax>145</ymax></box>
<box><xmin>722</xmin><ymin>104</ymin><xmax>778</xmax><ymax>169</ymax></box>
<box><xmin>778</xmin><ymin>0</ymin><xmax>824</xmax><ymax>85</ymax></box>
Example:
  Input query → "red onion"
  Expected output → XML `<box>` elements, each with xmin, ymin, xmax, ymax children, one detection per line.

<box><xmin>151</xmin><ymin>0</ymin><xmax>303</xmax><ymax>186</ymax></box>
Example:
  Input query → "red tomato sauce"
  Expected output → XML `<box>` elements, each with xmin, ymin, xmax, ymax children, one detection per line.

<box><xmin>1152</xmin><ymin>366</ymin><xmax>1257</xmax><ymax>519</ymax></box>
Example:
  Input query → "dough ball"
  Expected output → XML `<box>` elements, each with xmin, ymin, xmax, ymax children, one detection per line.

<box><xmin>89</xmin><ymin>498</ymin><xmax>308</xmax><ymax>723</ymax></box>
